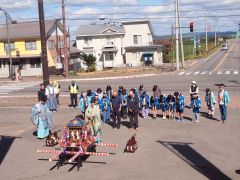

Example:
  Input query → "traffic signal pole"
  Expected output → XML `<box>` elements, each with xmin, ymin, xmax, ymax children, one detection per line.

<box><xmin>175</xmin><ymin>0</ymin><xmax>180</xmax><ymax>71</ymax></box>
<box><xmin>177</xmin><ymin>0</ymin><xmax>185</xmax><ymax>68</ymax></box>
<box><xmin>38</xmin><ymin>0</ymin><xmax>50</xmax><ymax>87</ymax></box>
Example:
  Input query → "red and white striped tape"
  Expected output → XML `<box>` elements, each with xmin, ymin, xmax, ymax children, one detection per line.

<box><xmin>81</xmin><ymin>152</ymin><xmax>109</xmax><ymax>156</ymax></box>
<box><xmin>49</xmin><ymin>152</ymin><xmax>62</xmax><ymax>161</ymax></box>
<box><xmin>68</xmin><ymin>152</ymin><xmax>81</xmax><ymax>162</ymax></box>
<box><xmin>96</xmin><ymin>143</ymin><xmax>119</xmax><ymax>148</ymax></box>
<box><xmin>37</xmin><ymin>150</ymin><xmax>61</xmax><ymax>154</ymax></box>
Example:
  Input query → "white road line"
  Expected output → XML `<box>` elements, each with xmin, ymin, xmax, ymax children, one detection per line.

<box><xmin>225</xmin><ymin>71</ymin><xmax>230</xmax><ymax>75</ymax></box>
<box><xmin>193</xmin><ymin>71</ymin><xmax>200</xmax><ymax>75</ymax></box>
<box><xmin>234</xmin><ymin>70</ymin><xmax>239</xmax><ymax>75</ymax></box>
<box><xmin>185</xmin><ymin>72</ymin><xmax>192</xmax><ymax>75</ymax></box>
<box><xmin>201</xmin><ymin>71</ymin><xmax>208</xmax><ymax>75</ymax></box>
<box><xmin>178</xmin><ymin>72</ymin><xmax>185</xmax><ymax>75</ymax></box>
<box><xmin>217</xmin><ymin>71</ymin><xmax>222</xmax><ymax>75</ymax></box>
<box><xmin>208</xmin><ymin>71</ymin><xmax>213</xmax><ymax>74</ymax></box>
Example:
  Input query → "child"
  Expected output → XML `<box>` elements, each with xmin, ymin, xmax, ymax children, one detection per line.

<box><xmin>205</xmin><ymin>88</ymin><xmax>215</xmax><ymax>118</ymax></box>
<box><xmin>140</xmin><ymin>91</ymin><xmax>150</xmax><ymax>118</ymax></box>
<box><xmin>121</xmin><ymin>89</ymin><xmax>128</xmax><ymax>119</ymax></box>
<box><xmin>100</xmin><ymin>93</ymin><xmax>111</xmax><ymax>123</ymax></box>
<box><xmin>174</xmin><ymin>92</ymin><xmax>185</xmax><ymax>122</ymax></box>
<box><xmin>166</xmin><ymin>94</ymin><xmax>176</xmax><ymax>120</ymax></box>
<box><xmin>190</xmin><ymin>95</ymin><xmax>201</xmax><ymax>122</ymax></box>
<box><xmin>79</xmin><ymin>92</ymin><xmax>87</xmax><ymax>116</ymax></box>
<box><xmin>150</xmin><ymin>95</ymin><xmax>158</xmax><ymax>119</ymax></box>
<box><xmin>159</xmin><ymin>94</ymin><xmax>168</xmax><ymax>120</ymax></box>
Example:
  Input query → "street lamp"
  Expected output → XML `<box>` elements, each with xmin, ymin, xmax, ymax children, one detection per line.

<box><xmin>0</xmin><ymin>7</ymin><xmax>17</xmax><ymax>80</ymax></box>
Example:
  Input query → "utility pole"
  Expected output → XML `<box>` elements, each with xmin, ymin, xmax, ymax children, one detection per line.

<box><xmin>171</xmin><ymin>24</ymin><xmax>174</xmax><ymax>71</ymax></box>
<box><xmin>61</xmin><ymin>0</ymin><xmax>69</xmax><ymax>78</ymax></box>
<box><xmin>205</xmin><ymin>9</ymin><xmax>208</xmax><ymax>52</ymax></box>
<box><xmin>38</xmin><ymin>0</ymin><xmax>49</xmax><ymax>86</ymax></box>
<box><xmin>5</xmin><ymin>15</ymin><xmax>13</xmax><ymax>80</ymax></box>
<box><xmin>175</xmin><ymin>0</ymin><xmax>180</xmax><ymax>71</ymax></box>
<box><xmin>214</xmin><ymin>16</ymin><xmax>217</xmax><ymax>47</ymax></box>
<box><xmin>177</xmin><ymin>0</ymin><xmax>184</xmax><ymax>68</ymax></box>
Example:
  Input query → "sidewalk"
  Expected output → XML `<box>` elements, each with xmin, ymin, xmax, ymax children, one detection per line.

<box><xmin>0</xmin><ymin>60</ymin><xmax>198</xmax><ymax>83</ymax></box>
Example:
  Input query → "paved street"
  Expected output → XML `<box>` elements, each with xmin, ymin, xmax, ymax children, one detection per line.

<box><xmin>0</xmin><ymin>39</ymin><xmax>239</xmax><ymax>179</ymax></box>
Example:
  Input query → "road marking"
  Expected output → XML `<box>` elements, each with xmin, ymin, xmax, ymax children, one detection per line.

<box><xmin>225</xmin><ymin>71</ymin><xmax>230</xmax><ymax>75</ymax></box>
<box><xmin>213</xmin><ymin>41</ymin><xmax>236</xmax><ymax>71</ymax></box>
<box><xmin>234</xmin><ymin>70</ymin><xmax>239</xmax><ymax>75</ymax></box>
<box><xmin>0</xmin><ymin>82</ymin><xmax>39</xmax><ymax>95</ymax></box>
<box><xmin>208</xmin><ymin>71</ymin><xmax>213</xmax><ymax>74</ymax></box>
<box><xmin>185</xmin><ymin>72</ymin><xmax>192</xmax><ymax>75</ymax></box>
<box><xmin>217</xmin><ymin>71</ymin><xmax>222</xmax><ymax>74</ymax></box>
<box><xmin>193</xmin><ymin>71</ymin><xmax>200</xmax><ymax>75</ymax></box>
<box><xmin>178</xmin><ymin>72</ymin><xmax>185</xmax><ymax>75</ymax></box>
<box><xmin>201</xmin><ymin>71</ymin><xmax>208</xmax><ymax>75</ymax></box>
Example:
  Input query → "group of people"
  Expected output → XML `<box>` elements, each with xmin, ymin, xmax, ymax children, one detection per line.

<box><xmin>32</xmin><ymin>79</ymin><xmax>230</xmax><ymax>139</ymax></box>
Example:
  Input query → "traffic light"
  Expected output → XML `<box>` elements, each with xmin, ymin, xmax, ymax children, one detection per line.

<box><xmin>190</xmin><ymin>22</ymin><xmax>194</xmax><ymax>32</ymax></box>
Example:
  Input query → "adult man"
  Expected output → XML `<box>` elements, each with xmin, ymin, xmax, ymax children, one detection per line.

<box><xmin>128</xmin><ymin>89</ymin><xmax>140</xmax><ymax>131</ymax></box>
<box><xmin>189</xmin><ymin>81</ymin><xmax>199</xmax><ymax>101</ymax></box>
<box><xmin>218</xmin><ymin>84</ymin><xmax>230</xmax><ymax>123</ymax></box>
<box><xmin>111</xmin><ymin>91</ymin><xmax>122</xmax><ymax>129</ymax></box>
<box><xmin>53</xmin><ymin>80</ymin><xmax>61</xmax><ymax>105</ymax></box>
<box><xmin>45</xmin><ymin>82</ymin><xmax>57</xmax><ymax>112</ymax></box>
<box><xmin>69</xmin><ymin>80</ymin><xmax>79</xmax><ymax>108</ymax></box>
<box><xmin>38</xmin><ymin>84</ymin><xmax>46</xmax><ymax>102</ymax></box>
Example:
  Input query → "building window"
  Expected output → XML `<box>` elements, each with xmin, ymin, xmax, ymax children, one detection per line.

<box><xmin>106</xmin><ymin>36</ymin><xmax>114</xmax><ymax>45</ymax></box>
<box><xmin>106</xmin><ymin>52</ymin><xmax>114</xmax><ymax>61</ymax></box>
<box><xmin>48</xmin><ymin>40</ymin><xmax>55</xmax><ymax>50</ymax></box>
<box><xmin>30</xmin><ymin>58</ymin><xmax>41</xmax><ymax>68</ymax></box>
<box><xmin>133</xmin><ymin>35</ymin><xmax>142</xmax><ymax>45</ymax></box>
<box><xmin>4</xmin><ymin>42</ymin><xmax>15</xmax><ymax>52</ymax></box>
<box><xmin>25</xmin><ymin>41</ymin><xmax>37</xmax><ymax>50</ymax></box>
<box><xmin>83</xmin><ymin>38</ymin><xmax>92</xmax><ymax>45</ymax></box>
<box><xmin>58</xmin><ymin>40</ymin><xmax>64</xmax><ymax>49</ymax></box>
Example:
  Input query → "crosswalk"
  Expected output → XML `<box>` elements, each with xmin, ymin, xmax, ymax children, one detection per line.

<box><xmin>177</xmin><ymin>70</ymin><xmax>239</xmax><ymax>76</ymax></box>
<box><xmin>0</xmin><ymin>81</ymin><xmax>40</xmax><ymax>95</ymax></box>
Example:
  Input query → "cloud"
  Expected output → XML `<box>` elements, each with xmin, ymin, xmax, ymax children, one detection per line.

<box><xmin>0</xmin><ymin>0</ymin><xmax>34</xmax><ymax>10</ymax></box>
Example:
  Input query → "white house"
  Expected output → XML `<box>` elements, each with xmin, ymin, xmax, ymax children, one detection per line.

<box><xmin>75</xmin><ymin>20</ymin><xmax>163</xmax><ymax>69</ymax></box>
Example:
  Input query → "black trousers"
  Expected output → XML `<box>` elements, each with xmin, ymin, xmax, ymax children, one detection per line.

<box><xmin>112</xmin><ymin>111</ymin><xmax>121</xmax><ymax>127</ymax></box>
<box><xmin>56</xmin><ymin>93</ymin><xmax>60</xmax><ymax>105</ymax></box>
<box><xmin>70</xmin><ymin>93</ymin><xmax>78</xmax><ymax>107</ymax></box>
<box><xmin>129</xmin><ymin>112</ymin><xmax>138</xmax><ymax>128</ymax></box>
<box><xmin>121</xmin><ymin>106</ymin><xmax>128</xmax><ymax>118</ymax></box>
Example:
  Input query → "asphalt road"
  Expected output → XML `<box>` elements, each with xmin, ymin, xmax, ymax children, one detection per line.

<box><xmin>0</xmin><ymin>39</ymin><xmax>239</xmax><ymax>180</ymax></box>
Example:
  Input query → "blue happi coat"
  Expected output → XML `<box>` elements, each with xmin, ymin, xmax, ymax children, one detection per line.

<box><xmin>120</xmin><ymin>93</ymin><xmax>128</xmax><ymax>107</ymax></box>
<box><xmin>79</xmin><ymin>97</ymin><xmax>87</xmax><ymax>113</ymax></box>
<box><xmin>176</xmin><ymin>95</ymin><xmax>185</xmax><ymax>111</ymax></box>
<box><xmin>150</xmin><ymin>96</ymin><xmax>159</xmax><ymax>108</ymax></box>
<box><xmin>100</xmin><ymin>97</ymin><xmax>111</xmax><ymax>112</ymax></box>
<box><xmin>205</xmin><ymin>92</ymin><xmax>215</xmax><ymax>108</ymax></box>
<box><xmin>166</xmin><ymin>96</ymin><xmax>176</xmax><ymax>111</ymax></box>
<box><xmin>158</xmin><ymin>96</ymin><xmax>168</xmax><ymax>111</ymax></box>
<box><xmin>190</xmin><ymin>97</ymin><xmax>201</xmax><ymax>113</ymax></box>
<box><xmin>140</xmin><ymin>94</ymin><xmax>150</xmax><ymax>111</ymax></box>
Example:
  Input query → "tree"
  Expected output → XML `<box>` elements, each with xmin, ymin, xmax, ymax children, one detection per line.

<box><xmin>82</xmin><ymin>54</ymin><xmax>96</xmax><ymax>72</ymax></box>
<box><xmin>154</xmin><ymin>39</ymin><xmax>172</xmax><ymax>63</ymax></box>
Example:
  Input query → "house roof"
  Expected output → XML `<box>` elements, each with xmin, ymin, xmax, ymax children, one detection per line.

<box><xmin>121</xmin><ymin>20</ymin><xmax>155</xmax><ymax>37</ymax></box>
<box><xmin>75</xmin><ymin>24</ymin><xmax>125</xmax><ymax>37</ymax></box>
<box><xmin>0</xmin><ymin>20</ymin><xmax>62</xmax><ymax>40</ymax></box>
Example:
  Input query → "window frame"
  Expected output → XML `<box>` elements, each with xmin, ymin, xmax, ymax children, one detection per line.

<box><xmin>25</xmin><ymin>41</ymin><xmax>37</xmax><ymax>51</ymax></box>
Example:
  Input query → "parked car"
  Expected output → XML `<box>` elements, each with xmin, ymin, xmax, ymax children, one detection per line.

<box><xmin>221</xmin><ymin>44</ymin><xmax>228</xmax><ymax>51</ymax></box>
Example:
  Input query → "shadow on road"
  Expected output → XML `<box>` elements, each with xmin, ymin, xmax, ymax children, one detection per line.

<box><xmin>200</xmin><ymin>112</ymin><xmax>219</xmax><ymax>122</ymax></box>
<box><xmin>0</xmin><ymin>135</ymin><xmax>21</xmax><ymax>165</ymax></box>
<box><xmin>157</xmin><ymin>140</ymin><xmax>231</xmax><ymax>180</ymax></box>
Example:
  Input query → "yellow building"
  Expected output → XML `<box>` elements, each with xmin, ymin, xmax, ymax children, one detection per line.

<box><xmin>0</xmin><ymin>20</ymin><xmax>65</xmax><ymax>77</ymax></box>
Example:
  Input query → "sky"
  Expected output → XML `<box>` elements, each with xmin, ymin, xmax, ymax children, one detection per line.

<box><xmin>0</xmin><ymin>0</ymin><xmax>239</xmax><ymax>36</ymax></box>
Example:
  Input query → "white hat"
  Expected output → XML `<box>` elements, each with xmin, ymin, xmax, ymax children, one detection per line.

<box><xmin>192</xmin><ymin>81</ymin><xmax>196</xmax><ymax>84</ymax></box>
